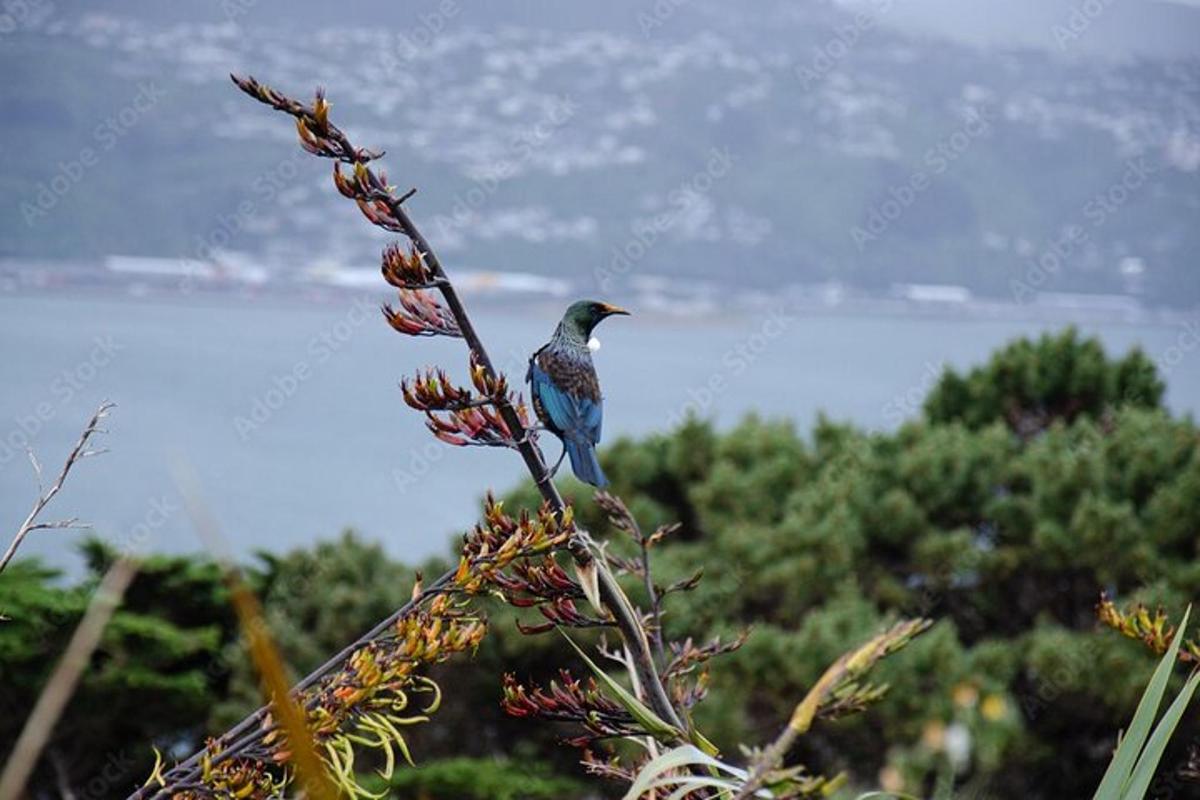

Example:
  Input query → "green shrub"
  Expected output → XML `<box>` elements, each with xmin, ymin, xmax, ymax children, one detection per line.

<box><xmin>500</xmin><ymin>328</ymin><xmax>1199</xmax><ymax>797</ymax></box>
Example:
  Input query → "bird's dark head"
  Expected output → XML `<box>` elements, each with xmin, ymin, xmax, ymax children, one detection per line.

<box><xmin>562</xmin><ymin>299</ymin><xmax>630</xmax><ymax>335</ymax></box>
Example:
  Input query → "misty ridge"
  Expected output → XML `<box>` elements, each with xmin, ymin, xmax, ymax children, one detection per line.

<box><xmin>1</xmin><ymin>0</ymin><xmax>1198</xmax><ymax>311</ymax></box>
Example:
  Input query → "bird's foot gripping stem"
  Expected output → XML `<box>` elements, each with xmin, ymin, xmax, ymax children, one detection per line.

<box><xmin>513</xmin><ymin>425</ymin><xmax>547</xmax><ymax>447</ymax></box>
<box><xmin>534</xmin><ymin>443</ymin><xmax>568</xmax><ymax>487</ymax></box>
<box><xmin>548</xmin><ymin>444</ymin><xmax>567</xmax><ymax>476</ymax></box>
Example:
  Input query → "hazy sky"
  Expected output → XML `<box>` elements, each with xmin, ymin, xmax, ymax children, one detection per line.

<box><xmin>836</xmin><ymin>0</ymin><xmax>1200</xmax><ymax>59</ymax></box>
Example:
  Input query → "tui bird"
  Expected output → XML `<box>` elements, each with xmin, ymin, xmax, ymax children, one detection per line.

<box><xmin>527</xmin><ymin>300</ymin><xmax>629</xmax><ymax>487</ymax></box>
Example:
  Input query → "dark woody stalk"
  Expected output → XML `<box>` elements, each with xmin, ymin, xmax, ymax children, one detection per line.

<box><xmin>127</xmin><ymin>75</ymin><xmax>685</xmax><ymax>800</ymax></box>
<box><xmin>130</xmin><ymin>75</ymin><xmax>932</xmax><ymax>800</ymax></box>
<box><xmin>226</xmin><ymin>74</ymin><xmax>682</xmax><ymax>734</ymax></box>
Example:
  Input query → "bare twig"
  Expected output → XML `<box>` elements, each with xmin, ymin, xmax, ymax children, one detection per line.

<box><xmin>0</xmin><ymin>402</ymin><xmax>114</xmax><ymax>574</ymax></box>
<box><xmin>0</xmin><ymin>557</ymin><xmax>138</xmax><ymax>798</ymax></box>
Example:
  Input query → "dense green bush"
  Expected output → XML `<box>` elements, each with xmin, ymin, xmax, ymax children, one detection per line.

<box><xmin>0</xmin><ymin>545</ymin><xmax>233</xmax><ymax>797</ymax></box>
<box><xmin>3</xmin><ymin>328</ymin><xmax>1196</xmax><ymax>798</ymax></box>
<box><xmin>369</xmin><ymin>757</ymin><xmax>584</xmax><ymax>800</ymax></box>
<box><xmin>499</xmin><ymin>328</ymin><xmax>1197</xmax><ymax>797</ymax></box>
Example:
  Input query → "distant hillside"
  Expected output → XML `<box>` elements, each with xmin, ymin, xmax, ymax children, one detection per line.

<box><xmin>1</xmin><ymin>1</ymin><xmax>1197</xmax><ymax>307</ymax></box>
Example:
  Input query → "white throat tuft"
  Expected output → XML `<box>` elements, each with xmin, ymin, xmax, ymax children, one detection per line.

<box><xmin>587</xmin><ymin>336</ymin><xmax>601</xmax><ymax>352</ymax></box>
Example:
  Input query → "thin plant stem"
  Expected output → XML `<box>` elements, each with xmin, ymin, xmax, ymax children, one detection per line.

<box><xmin>0</xmin><ymin>557</ymin><xmax>138</xmax><ymax>798</ymax></box>
<box><xmin>128</xmin><ymin>77</ymin><xmax>687</xmax><ymax>799</ymax></box>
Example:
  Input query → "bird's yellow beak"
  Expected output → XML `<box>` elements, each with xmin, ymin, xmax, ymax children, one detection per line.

<box><xmin>599</xmin><ymin>303</ymin><xmax>630</xmax><ymax>317</ymax></box>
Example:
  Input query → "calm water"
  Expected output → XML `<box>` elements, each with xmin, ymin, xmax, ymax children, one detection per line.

<box><xmin>2</xmin><ymin>293</ymin><xmax>1197</xmax><ymax>574</ymax></box>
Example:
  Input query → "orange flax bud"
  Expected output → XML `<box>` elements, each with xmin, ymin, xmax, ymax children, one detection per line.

<box><xmin>381</xmin><ymin>304</ymin><xmax>425</xmax><ymax>336</ymax></box>
<box><xmin>332</xmin><ymin>164</ymin><xmax>357</xmax><ymax>198</ymax></box>
<box><xmin>295</xmin><ymin>117</ymin><xmax>323</xmax><ymax>155</ymax></box>
<box><xmin>431</xmin><ymin>428</ymin><xmax>468</xmax><ymax>447</ymax></box>
<box><xmin>470</xmin><ymin>361</ymin><xmax>489</xmax><ymax>395</ymax></box>
<box><xmin>312</xmin><ymin>90</ymin><xmax>329</xmax><ymax>132</ymax></box>
<box><xmin>358</xmin><ymin>197</ymin><xmax>384</xmax><ymax>225</ymax></box>
<box><xmin>400</xmin><ymin>379</ymin><xmax>426</xmax><ymax>411</ymax></box>
<box><xmin>453</xmin><ymin>557</ymin><xmax>470</xmax><ymax>584</ymax></box>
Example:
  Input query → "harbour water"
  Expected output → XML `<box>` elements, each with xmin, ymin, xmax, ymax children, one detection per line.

<box><xmin>1</xmin><ymin>292</ymin><xmax>1196</xmax><ymax>575</ymax></box>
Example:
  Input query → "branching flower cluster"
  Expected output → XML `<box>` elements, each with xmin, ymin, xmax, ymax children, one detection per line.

<box><xmin>381</xmin><ymin>289</ymin><xmax>461</xmax><ymax>338</ymax></box>
<box><xmin>143</xmin><ymin>590</ymin><xmax>486</xmax><ymax>799</ymax></box>
<box><xmin>454</xmin><ymin>497</ymin><xmax>576</xmax><ymax>591</ymax></box>
<box><xmin>1098</xmin><ymin>592</ymin><xmax>1200</xmax><ymax>664</ymax></box>
<box><xmin>401</xmin><ymin>358</ymin><xmax>530</xmax><ymax>448</ymax></box>
<box><xmin>502</xmin><ymin>671</ymin><xmax>638</xmax><ymax>747</ymax></box>
<box><xmin>131</xmin><ymin>76</ymin><xmax>934</xmax><ymax>800</ymax></box>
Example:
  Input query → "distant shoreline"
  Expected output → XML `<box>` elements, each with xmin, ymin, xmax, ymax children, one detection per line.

<box><xmin>1</xmin><ymin>281</ymin><xmax>1195</xmax><ymax>333</ymax></box>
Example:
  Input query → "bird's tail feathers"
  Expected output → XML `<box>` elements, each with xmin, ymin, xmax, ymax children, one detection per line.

<box><xmin>565</xmin><ymin>438</ymin><xmax>607</xmax><ymax>488</ymax></box>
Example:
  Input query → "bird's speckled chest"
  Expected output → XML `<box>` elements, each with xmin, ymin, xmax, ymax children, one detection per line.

<box><xmin>536</xmin><ymin>345</ymin><xmax>601</xmax><ymax>402</ymax></box>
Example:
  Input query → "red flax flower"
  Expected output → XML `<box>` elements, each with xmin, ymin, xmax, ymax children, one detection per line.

<box><xmin>483</xmin><ymin>555</ymin><xmax>612</xmax><ymax>633</ymax></box>
<box><xmin>416</xmin><ymin>386</ymin><xmax>531</xmax><ymax>449</ymax></box>
<box><xmin>423</xmin><ymin>401</ymin><xmax>527</xmax><ymax>448</ymax></box>
<box><xmin>400</xmin><ymin>356</ymin><xmax>528</xmax><ymax>447</ymax></box>
<box><xmin>381</xmin><ymin>242</ymin><xmax>438</xmax><ymax>289</ymax></box>
<box><xmin>490</xmin><ymin>555</ymin><xmax>585</xmax><ymax>603</ymax></box>
<box><xmin>381</xmin><ymin>289</ymin><xmax>461</xmax><ymax>338</ymax></box>
<box><xmin>453</xmin><ymin>496</ymin><xmax>576</xmax><ymax>594</ymax></box>
<box><xmin>516</xmin><ymin>597</ymin><xmax>614</xmax><ymax>635</ymax></box>
<box><xmin>501</xmin><ymin>671</ymin><xmax>638</xmax><ymax>747</ymax></box>
<box><xmin>400</xmin><ymin>368</ymin><xmax>477</xmax><ymax>412</ymax></box>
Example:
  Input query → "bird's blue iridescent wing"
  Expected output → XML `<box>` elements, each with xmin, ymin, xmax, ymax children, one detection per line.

<box><xmin>530</xmin><ymin>357</ymin><xmax>603</xmax><ymax>445</ymax></box>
